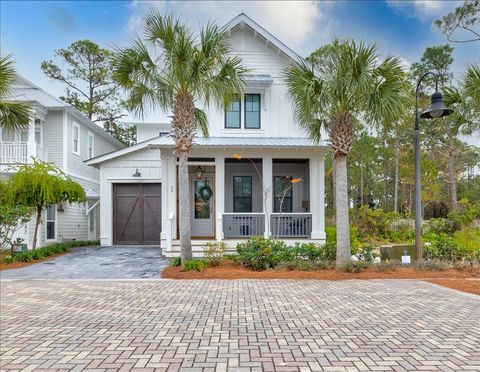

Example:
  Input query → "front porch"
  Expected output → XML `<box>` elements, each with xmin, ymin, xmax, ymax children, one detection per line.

<box><xmin>160</xmin><ymin>149</ymin><xmax>326</xmax><ymax>256</ymax></box>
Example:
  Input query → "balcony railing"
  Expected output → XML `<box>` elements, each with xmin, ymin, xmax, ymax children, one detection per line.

<box><xmin>0</xmin><ymin>142</ymin><xmax>48</xmax><ymax>164</ymax></box>
<box><xmin>223</xmin><ymin>213</ymin><xmax>265</xmax><ymax>238</ymax></box>
<box><xmin>271</xmin><ymin>213</ymin><xmax>312</xmax><ymax>238</ymax></box>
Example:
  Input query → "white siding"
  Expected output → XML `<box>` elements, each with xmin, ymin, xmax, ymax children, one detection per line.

<box><xmin>43</xmin><ymin>111</ymin><xmax>64</xmax><ymax>167</ymax></box>
<box><xmin>66</xmin><ymin>113</ymin><xmax>115</xmax><ymax>180</ymax></box>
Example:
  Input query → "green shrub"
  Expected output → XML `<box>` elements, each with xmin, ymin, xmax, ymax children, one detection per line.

<box><xmin>277</xmin><ymin>259</ymin><xmax>330</xmax><ymax>271</ymax></box>
<box><xmin>292</xmin><ymin>242</ymin><xmax>336</xmax><ymax>262</ymax></box>
<box><xmin>203</xmin><ymin>241</ymin><xmax>227</xmax><ymax>266</ymax></box>
<box><xmin>1</xmin><ymin>255</ymin><xmax>14</xmax><ymax>264</ymax></box>
<box><xmin>448</xmin><ymin>199</ymin><xmax>479</xmax><ymax>228</ymax></box>
<box><xmin>169</xmin><ymin>257</ymin><xmax>182</xmax><ymax>267</ymax></box>
<box><xmin>356</xmin><ymin>243</ymin><xmax>378</xmax><ymax>263</ymax></box>
<box><xmin>372</xmin><ymin>260</ymin><xmax>399</xmax><ymax>272</ymax></box>
<box><xmin>424</xmin><ymin>218</ymin><xmax>459</xmax><ymax>235</ymax></box>
<box><xmin>1</xmin><ymin>240</ymin><xmax>98</xmax><ymax>264</ymax></box>
<box><xmin>325</xmin><ymin>225</ymin><xmax>359</xmax><ymax>253</ymax></box>
<box><xmin>424</xmin><ymin>232</ymin><xmax>479</xmax><ymax>263</ymax></box>
<box><xmin>223</xmin><ymin>254</ymin><xmax>238</xmax><ymax>262</ymax></box>
<box><xmin>182</xmin><ymin>259</ymin><xmax>208</xmax><ymax>272</ymax></box>
<box><xmin>412</xmin><ymin>259</ymin><xmax>447</xmax><ymax>271</ymax></box>
<box><xmin>353</xmin><ymin>206</ymin><xmax>397</xmax><ymax>240</ymax></box>
<box><xmin>236</xmin><ymin>237</ymin><xmax>291</xmax><ymax>270</ymax></box>
<box><xmin>342</xmin><ymin>261</ymin><xmax>369</xmax><ymax>273</ymax></box>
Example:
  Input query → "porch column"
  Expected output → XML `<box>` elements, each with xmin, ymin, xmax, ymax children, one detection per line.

<box><xmin>263</xmin><ymin>157</ymin><xmax>273</xmax><ymax>238</ymax></box>
<box><xmin>27</xmin><ymin>117</ymin><xmax>36</xmax><ymax>161</ymax></box>
<box><xmin>161</xmin><ymin>153</ymin><xmax>177</xmax><ymax>251</ymax></box>
<box><xmin>215</xmin><ymin>156</ymin><xmax>225</xmax><ymax>240</ymax></box>
<box><xmin>310</xmin><ymin>154</ymin><xmax>326</xmax><ymax>240</ymax></box>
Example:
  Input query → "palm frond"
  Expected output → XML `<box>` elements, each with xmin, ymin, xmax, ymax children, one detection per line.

<box><xmin>194</xmin><ymin>107</ymin><xmax>209</xmax><ymax>137</ymax></box>
<box><xmin>0</xmin><ymin>101</ymin><xmax>31</xmax><ymax>131</ymax></box>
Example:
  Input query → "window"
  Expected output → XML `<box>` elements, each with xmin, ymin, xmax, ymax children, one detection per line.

<box><xmin>225</xmin><ymin>94</ymin><xmax>241</xmax><ymax>128</ymax></box>
<box><xmin>244</xmin><ymin>94</ymin><xmax>261</xmax><ymax>129</ymax></box>
<box><xmin>46</xmin><ymin>204</ymin><xmax>56</xmax><ymax>240</ymax></box>
<box><xmin>194</xmin><ymin>180</ymin><xmax>210</xmax><ymax>219</ymax></box>
<box><xmin>89</xmin><ymin>209</ymin><xmax>95</xmax><ymax>232</ymax></box>
<box><xmin>87</xmin><ymin>132</ymin><xmax>94</xmax><ymax>158</ymax></box>
<box><xmin>20</xmin><ymin>131</ymin><xmax>29</xmax><ymax>142</ymax></box>
<box><xmin>274</xmin><ymin>176</ymin><xmax>293</xmax><ymax>213</ymax></box>
<box><xmin>35</xmin><ymin>128</ymin><xmax>41</xmax><ymax>144</ymax></box>
<box><xmin>72</xmin><ymin>123</ymin><xmax>80</xmax><ymax>155</ymax></box>
<box><xmin>233</xmin><ymin>176</ymin><xmax>252</xmax><ymax>212</ymax></box>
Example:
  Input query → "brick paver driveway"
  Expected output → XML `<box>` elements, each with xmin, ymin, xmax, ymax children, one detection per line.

<box><xmin>0</xmin><ymin>280</ymin><xmax>478</xmax><ymax>371</ymax></box>
<box><xmin>0</xmin><ymin>246</ymin><xmax>169</xmax><ymax>279</ymax></box>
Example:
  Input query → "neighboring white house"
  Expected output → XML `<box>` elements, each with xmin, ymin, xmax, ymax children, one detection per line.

<box><xmin>0</xmin><ymin>75</ymin><xmax>125</xmax><ymax>248</ymax></box>
<box><xmin>86</xmin><ymin>13</ymin><xmax>329</xmax><ymax>256</ymax></box>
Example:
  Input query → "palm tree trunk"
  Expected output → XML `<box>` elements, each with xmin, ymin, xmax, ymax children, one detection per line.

<box><xmin>32</xmin><ymin>206</ymin><xmax>42</xmax><ymax>250</ymax></box>
<box><xmin>360</xmin><ymin>165</ymin><xmax>364</xmax><ymax>207</ymax></box>
<box><xmin>178</xmin><ymin>151</ymin><xmax>192</xmax><ymax>261</ymax></box>
<box><xmin>448</xmin><ymin>152</ymin><xmax>458</xmax><ymax>211</ymax></box>
<box><xmin>332</xmin><ymin>157</ymin><xmax>336</xmax><ymax>223</ymax></box>
<box><xmin>335</xmin><ymin>155</ymin><xmax>351</xmax><ymax>265</ymax></box>
<box><xmin>171</xmin><ymin>91</ymin><xmax>196</xmax><ymax>263</ymax></box>
<box><xmin>393</xmin><ymin>138</ymin><xmax>399</xmax><ymax>213</ymax></box>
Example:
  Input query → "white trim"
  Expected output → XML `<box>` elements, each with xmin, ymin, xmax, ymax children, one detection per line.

<box><xmin>87</xmin><ymin>131</ymin><xmax>94</xmax><ymax>159</ymax></box>
<box><xmin>72</xmin><ymin>121</ymin><xmax>80</xmax><ymax>156</ymax></box>
<box><xmin>223</xmin><ymin>13</ymin><xmax>303</xmax><ymax>64</ymax></box>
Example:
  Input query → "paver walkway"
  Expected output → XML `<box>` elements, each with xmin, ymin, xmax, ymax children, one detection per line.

<box><xmin>0</xmin><ymin>246</ymin><xmax>169</xmax><ymax>279</ymax></box>
<box><xmin>0</xmin><ymin>280</ymin><xmax>478</xmax><ymax>371</ymax></box>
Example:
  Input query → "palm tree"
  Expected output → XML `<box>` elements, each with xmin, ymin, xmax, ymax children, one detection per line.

<box><xmin>112</xmin><ymin>13</ymin><xmax>246</xmax><ymax>261</ymax></box>
<box><xmin>0</xmin><ymin>55</ymin><xmax>31</xmax><ymax>131</ymax></box>
<box><xmin>285</xmin><ymin>39</ymin><xmax>407</xmax><ymax>265</ymax></box>
<box><xmin>464</xmin><ymin>63</ymin><xmax>480</xmax><ymax>117</ymax></box>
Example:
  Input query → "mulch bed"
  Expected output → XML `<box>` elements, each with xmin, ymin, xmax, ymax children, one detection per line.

<box><xmin>163</xmin><ymin>260</ymin><xmax>480</xmax><ymax>295</ymax></box>
<box><xmin>0</xmin><ymin>252</ymin><xmax>70</xmax><ymax>271</ymax></box>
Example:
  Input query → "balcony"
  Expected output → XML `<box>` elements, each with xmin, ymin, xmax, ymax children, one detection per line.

<box><xmin>0</xmin><ymin>142</ymin><xmax>48</xmax><ymax>164</ymax></box>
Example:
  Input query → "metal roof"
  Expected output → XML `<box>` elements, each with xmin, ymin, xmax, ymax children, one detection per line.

<box><xmin>150</xmin><ymin>135</ymin><xmax>329</xmax><ymax>148</ymax></box>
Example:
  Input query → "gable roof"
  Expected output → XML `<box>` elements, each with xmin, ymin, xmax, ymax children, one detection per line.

<box><xmin>223</xmin><ymin>13</ymin><xmax>304</xmax><ymax>64</ymax></box>
<box><xmin>11</xmin><ymin>74</ymin><xmax>125</xmax><ymax>149</ymax></box>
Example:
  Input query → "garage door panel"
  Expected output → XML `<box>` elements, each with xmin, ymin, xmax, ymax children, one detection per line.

<box><xmin>113</xmin><ymin>184</ymin><xmax>161</xmax><ymax>245</ymax></box>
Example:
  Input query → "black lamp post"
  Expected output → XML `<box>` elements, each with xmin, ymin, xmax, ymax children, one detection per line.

<box><xmin>414</xmin><ymin>72</ymin><xmax>453</xmax><ymax>260</ymax></box>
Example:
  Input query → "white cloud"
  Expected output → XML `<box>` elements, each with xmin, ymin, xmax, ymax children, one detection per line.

<box><xmin>386</xmin><ymin>0</ymin><xmax>459</xmax><ymax>22</ymax></box>
<box><xmin>125</xmin><ymin>0</ymin><xmax>328</xmax><ymax>54</ymax></box>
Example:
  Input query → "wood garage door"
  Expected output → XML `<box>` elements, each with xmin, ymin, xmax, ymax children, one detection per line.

<box><xmin>113</xmin><ymin>184</ymin><xmax>161</xmax><ymax>245</ymax></box>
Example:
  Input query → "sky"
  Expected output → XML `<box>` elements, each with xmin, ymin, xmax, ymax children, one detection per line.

<box><xmin>1</xmin><ymin>0</ymin><xmax>479</xmax><ymax>105</ymax></box>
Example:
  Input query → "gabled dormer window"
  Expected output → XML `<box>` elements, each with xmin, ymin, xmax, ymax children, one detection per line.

<box><xmin>225</xmin><ymin>94</ymin><xmax>241</xmax><ymax>128</ymax></box>
<box><xmin>244</xmin><ymin>94</ymin><xmax>261</xmax><ymax>129</ymax></box>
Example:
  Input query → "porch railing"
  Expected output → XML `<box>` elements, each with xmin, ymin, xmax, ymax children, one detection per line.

<box><xmin>0</xmin><ymin>142</ymin><xmax>28</xmax><ymax>163</ymax></box>
<box><xmin>271</xmin><ymin>213</ymin><xmax>312</xmax><ymax>238</ymax></box>
<box><xmin>36</xmin><ymin>144</ymin><xmax>48</xmax><ymax>162</ymax></box>
<box><xmin>0</xmin><ymin>142</ymin><xmax>48</xmax><ymax>164</ymax></box>
<box><xmin>223</xmin><ymin>213</ymin><xmax>265</xmax><ymax>238</ymax></box>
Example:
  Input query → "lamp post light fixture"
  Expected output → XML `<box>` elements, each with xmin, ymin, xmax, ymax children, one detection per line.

<box><xmin>194</xmin><ymin>166</ymin><xmax>206</xmax><ymax>179</ymax></box>
<box><xmin>414</xmin><ymin>72</ymin><xmax>453</xmax><ymax>260</ymax></box>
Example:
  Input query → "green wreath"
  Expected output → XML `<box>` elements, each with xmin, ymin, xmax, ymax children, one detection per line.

<box><xmin>199</xmin><ymin>184</ymin><xmax>213</xmax><ymax>202</ymax></box>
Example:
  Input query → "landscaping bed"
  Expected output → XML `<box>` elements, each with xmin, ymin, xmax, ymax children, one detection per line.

<box><xmin>163</xmin><ymin>259</ymin><xmax>480</xmax><ymax>294</ymax></box>
<box><xmin>0</xmin><ymin>241</ymin><xmax>99</xmax><ymax>271</ymax></box>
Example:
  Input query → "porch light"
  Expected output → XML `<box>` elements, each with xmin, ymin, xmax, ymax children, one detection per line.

<box><xmin>132</xmin><ymin>168</ymin><xmax>141</xmax><ymax>177</ymax></box>
<box><xmin>195</xmin><ymin>166</ymin><xmax>206</xmax><ymax>179</ymax></box>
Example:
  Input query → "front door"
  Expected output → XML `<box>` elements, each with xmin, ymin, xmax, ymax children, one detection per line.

<box><xmin>191</xmin><ymin>176</ymin><xmax>214</xmax><ymax>237</ymax></box>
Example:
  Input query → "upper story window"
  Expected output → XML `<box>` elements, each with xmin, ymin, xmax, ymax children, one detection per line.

<box><xmin>244</xmin><ymin>94</ymin><xmax>261</xmax><ymax>129</ymax></box>
<box><xmin>225</xmin><ymin>94</ymin><xmax>241</xmax><ymax>129</ymax></box>
<box><xmin>87</xmin><ymin>132</ymin><xmax>94</xmax><ymax>158</ymax></box>
<box><xmin>72</xmin><ymin>122</ymin><xmax>80</xmax><ymax>155</ymax></box>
